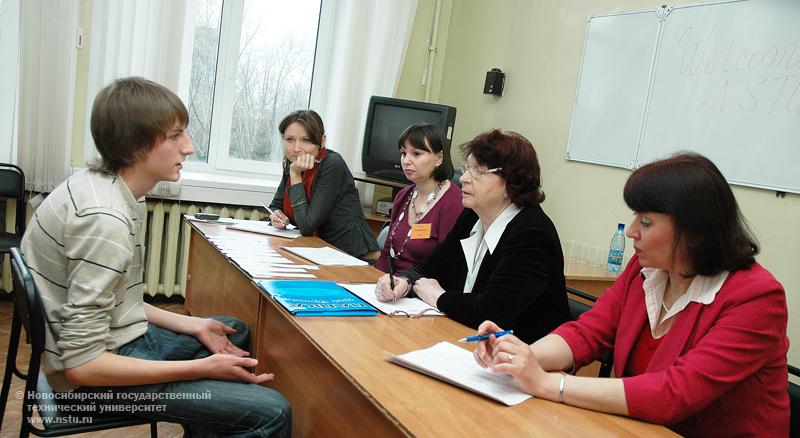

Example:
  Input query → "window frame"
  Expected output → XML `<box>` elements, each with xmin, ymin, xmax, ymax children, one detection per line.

<box><xmin>183</xmin><ymin>0</ymin><xmax>324</xmax><ymax>178</ymax></box>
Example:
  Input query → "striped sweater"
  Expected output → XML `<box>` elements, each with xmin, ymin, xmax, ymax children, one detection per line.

<box><xmin>20</xmin><ymin>170</ymin><xmax>149</xmax><ymax>392</ymax></box>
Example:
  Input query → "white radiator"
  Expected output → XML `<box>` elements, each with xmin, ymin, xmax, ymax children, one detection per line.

<box><xmin>143</xmin><ymin>200</ymin><xmax>264</xmax><ymax>297</ymax></box>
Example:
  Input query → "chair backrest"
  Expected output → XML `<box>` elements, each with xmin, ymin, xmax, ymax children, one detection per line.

<box><xmin>376</xmin><ymin>223</ymin><xmax>390</xmax><ymax>249</ymax></box>
<box><xmin>0</xmin><ymin>163</ymin><xmax>26</xmax><ymax>237</ymax></box>
<box><xmin>566</xmin><ymin>286</ymin><xmax>595</xmax><ymax>321</ymax></box>
<box><xmin>566</xmin><ymin>286</ymin><xmax>614</xmax><ymax>378</ymax></box>
<box><xmin>8</xmin><ymin>247</ymin><xmax>158</xmax><ymax>436</ymax></box>
<box><xmin>9</xmin><ymin>248</ymin><xmax>48</xmax><ymax>425</ymax></box>
<box><xmin>790</xmin><ymin>364</ymin><xmax>800</xmax><ymax>438</ymax></box>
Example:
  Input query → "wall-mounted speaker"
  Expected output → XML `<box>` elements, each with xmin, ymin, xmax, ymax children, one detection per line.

<box><xmin>483</xmin><ymin>68</ymin><xmax>505</xmax><ymax>96</ymax></box>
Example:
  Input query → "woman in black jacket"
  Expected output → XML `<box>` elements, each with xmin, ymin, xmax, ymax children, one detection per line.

<box><xmin>376</xmin><ymin>129</ymin><xmax>570</xmax><ymax>343</ymax></box>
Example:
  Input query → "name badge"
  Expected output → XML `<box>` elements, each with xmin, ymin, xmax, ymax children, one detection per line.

<box><xmin>410</xmin><ymin>223</ymin><xmax>432</xmax><ymax>239</ymax></box>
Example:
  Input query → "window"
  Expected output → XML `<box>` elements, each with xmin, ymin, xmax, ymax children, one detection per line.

<box><xmin>187</xmin><ymin>0</ymin><xmax>321</xmax><ymax>175</ymax></box>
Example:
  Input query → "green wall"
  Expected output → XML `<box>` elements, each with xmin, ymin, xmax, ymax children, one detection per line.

<box><xmin>399</xmin><ymin>0</ymin><xmax>800</xmax><ymax>367</ymax></box>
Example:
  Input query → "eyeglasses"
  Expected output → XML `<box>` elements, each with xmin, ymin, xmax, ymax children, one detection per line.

<box><xmin>387</xmin><ymin>308</ymin><xmax>443</xmax><ymax>318</ymax></box>
<box><xmin>460</xmin><ymin>163</ymin><xmax>502</xmax><ymax>179</ymax></box>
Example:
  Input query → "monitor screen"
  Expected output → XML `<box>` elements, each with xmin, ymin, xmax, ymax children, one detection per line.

<box><xmin>362</xmin><ymin>96</ymin><xmax>456</xmax><ymax>182</ymax></box>
<box><xmin>367</xmin><ymin>104</ymin><xmax>448</xmax><ymax>162</ymax></box>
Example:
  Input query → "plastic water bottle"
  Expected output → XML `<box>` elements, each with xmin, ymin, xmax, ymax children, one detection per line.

<box><xmin>606</xmin><ymin>223</ymin><xmax>626</xmax><ymax>273</ymax></box>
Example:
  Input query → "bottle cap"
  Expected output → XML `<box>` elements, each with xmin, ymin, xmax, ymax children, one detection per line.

<box><xmin>617</xmin><ymin>223</ymin><xmax>625</xmax><ymax>230</ymax></box>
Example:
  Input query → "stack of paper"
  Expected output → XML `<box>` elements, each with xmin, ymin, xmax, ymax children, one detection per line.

<box><xmin>387</xmin><ymin>342</ymin><xmax>532</xmax><ymax>406</ymax></box>
<box><xmin>283</xmin><ymin>246</ymin><xmax>368</xmax><ymax>266</ymax></box>
<box><xmin>204</xmin><ymin>234</ymin><xmax>317</xmax><ymax>279</ymax></box>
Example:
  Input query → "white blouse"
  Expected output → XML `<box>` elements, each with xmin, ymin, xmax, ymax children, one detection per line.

<box><xmin>641</xmin><ymin>267</ymin><xmax>729</xmax><ymax>338</ymax></box>
<box><xmin>460</xmin><ymin>203</ymin><xmax>521</xmax><ymax>293</ymax></box>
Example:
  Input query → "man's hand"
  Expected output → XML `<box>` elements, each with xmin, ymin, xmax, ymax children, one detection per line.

<box><xmin>192</xmin><ymin>318</ymin><xmax>250</xmax><ymax>356</ymax></box>
<box><xmin>199</xmin><ymin>355</ymin><xmax>274</xmax><ymax>384</ymax></box>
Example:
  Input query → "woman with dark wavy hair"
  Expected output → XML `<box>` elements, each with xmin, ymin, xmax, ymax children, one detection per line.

<box><xmin>376</xmin><ymin>129</ymin><xmax>571</xmax><ymax>343</ymax></box>
<box><xmin>472</xmin><ymin>153</ymin><xmax>789</xmax><ymax>437</ymax></box>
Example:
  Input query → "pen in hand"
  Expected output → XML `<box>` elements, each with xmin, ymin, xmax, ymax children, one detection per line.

<box><xmin>388</xmin><ymin>248</ymin><xmax>396</xmax><ymax>303</ymax></box>
<box><xmin>458</xmin><ymin>330</ymin><xmax>514</xmax><ymax>343</ymax></box>
<box><xmin>260</xmin><ymin>201</ymin><xmax>286</xmax><ymax>226</ymax></box>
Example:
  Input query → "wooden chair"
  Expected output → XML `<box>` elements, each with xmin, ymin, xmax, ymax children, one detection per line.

<box><xmin>0</xmin><ymin>248</ymin><xmax>158</xmax><ymax>437</ymax></box>
<box><xmin>566</xmin><ymin>286</ymin><xmax>614</xmax><ymax>377</ymax></box>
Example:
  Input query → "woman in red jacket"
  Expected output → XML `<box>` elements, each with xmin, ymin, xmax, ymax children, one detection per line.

<box><xmin>473</xmin><ymin>153</ymin><xmax>789</xmax><ymax>437</ymax></box>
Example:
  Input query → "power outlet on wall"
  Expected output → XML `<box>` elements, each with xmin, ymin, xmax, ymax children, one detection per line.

<box><xmin>147</xmin><ymin>181</ymin><xmax>181</xmax><ymax>198</ymax></box>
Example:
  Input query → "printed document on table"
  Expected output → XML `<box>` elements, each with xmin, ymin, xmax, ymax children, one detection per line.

<box><xmin>283</xmin><ymin>246</ymin><xmax>368</xmax><ymax>266</ymax></box>
<box><xmin>340</xmin><ymin>284</ymin><xmax>443</xmax><ymax>317</ymax></box>
<box><xmin>227</xmin><ymin>220</ymin><xmax>301</xmax><ymax>239</ymax></box>
<box><xmin>387</xmin><ymin>342</ymin><xmax>532</xmax><ymax>406</ymax></box>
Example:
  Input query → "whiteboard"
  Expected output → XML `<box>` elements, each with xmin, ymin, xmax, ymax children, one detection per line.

<box><xmin>566</xmin><ymin>11</ymin><xmax>659</xmax><ymax>168</ymax></box>
<box><xmin>567</xmin><ymin>0</ymin><xmax>800</xmax><ymax>194</ymax></box>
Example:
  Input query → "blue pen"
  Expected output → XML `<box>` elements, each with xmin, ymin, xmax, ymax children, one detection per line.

<box><xmin>458</xmin><ymin>330</ymin><xmax>513</xmax><ymax>343</ymax></box>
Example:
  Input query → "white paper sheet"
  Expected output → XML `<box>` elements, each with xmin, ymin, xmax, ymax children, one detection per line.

<box><xmin>340</xmin><ymin>284</ymin><xmax>443</xmax><ymax>317</ymax></box>
<box><xmin>387</xmin><ymin>342</ymin><xmax>532</xmax><ymax>406</ymax></box>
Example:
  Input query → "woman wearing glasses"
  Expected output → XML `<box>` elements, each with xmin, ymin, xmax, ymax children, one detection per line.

<box><xmin>268</xmin><ymin>110</ymin><xmax>378</xmax><ymax>257</ymax></box>
<box><xmin>374</xmin><ymin>124</ymin><xmax>463</xmax><ymax>273</ymax></box>
<box><xmin>376</xmin><ymin>129</ymin><xmax>571</xmax><ymax>343</ymax></box>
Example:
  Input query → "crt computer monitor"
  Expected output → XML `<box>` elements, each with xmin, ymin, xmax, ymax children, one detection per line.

<box><xmin>361</xmin><ymin>96</ymin><xmax>456</xmax><ymax>183</ymax></box>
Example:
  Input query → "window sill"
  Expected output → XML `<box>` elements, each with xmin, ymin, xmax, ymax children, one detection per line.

<box><xmin>70</xmin><ymin>168</ymin><xmax>374</xmax><ymax>208</ymax></box>
<box><xmin>160</xmin><ymin>170</ymin><xmax>282</xmax><ymax>206</ymax></box>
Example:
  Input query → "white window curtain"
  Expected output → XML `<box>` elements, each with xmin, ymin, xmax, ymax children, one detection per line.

<box><xmin>17</xmin><ymin>0</ymin><xmax>78</xmax><ymax>192</ymax></box>
<box><xmin>82</xmin><ymin>0</ymin><xmax>416</xmax><ymax>176</ymax></box>
<box><xmin>311</xmin><ymin>0</ymin><xmax>418</xmax><ymax>171</ymax></box>
<box><xmin>0</xmin><ymin>0</ymin><xmax>21</xmax><ymax>165</ymax></box>
<box><xmin>82</xmin><ymin>0</ymin><xmax>190</xmax><ymax>166</ymax></box>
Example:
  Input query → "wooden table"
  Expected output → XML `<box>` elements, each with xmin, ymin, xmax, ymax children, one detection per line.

<box><xmin>185</xmin><ymin>222</ymin><xmax>675</xmax><ymax>437</ymax></box>
<box><xmin>565</xmin><ymin>257</ymin><xmax>619</xmax><ymax>297</ymax></box>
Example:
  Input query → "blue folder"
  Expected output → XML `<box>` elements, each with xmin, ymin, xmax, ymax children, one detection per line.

<box><xmin>257</xmin><ymin>280</ymin><xmax>377</xmax><ymax>317</ymax></box>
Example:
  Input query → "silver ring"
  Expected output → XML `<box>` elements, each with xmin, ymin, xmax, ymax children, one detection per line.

<box><xmin>507</xmin><ymin>353</ymin><xmax>514</xmax><ymax>362</ymax></box>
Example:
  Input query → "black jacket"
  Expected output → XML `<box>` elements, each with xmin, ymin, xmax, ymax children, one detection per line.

<box><xmin>402</xmin><ymin>205</ymin><xmax>570</xmax><ymax>343</ymax></box>
<box><xmin>270</xmin><ymin>150</ymin><xmax>378</xmax><ymax>257</ymax></box>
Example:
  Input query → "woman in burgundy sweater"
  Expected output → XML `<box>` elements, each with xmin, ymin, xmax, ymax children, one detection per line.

<box><xmin>374</xmin><ymin>124</ymin><xmax>463</xmax><ymax>273</ymax></box>
<box><xmin>473</xmin><ymin>153</ymin><xmax>789</xmax><ymax>437</ymax></box>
